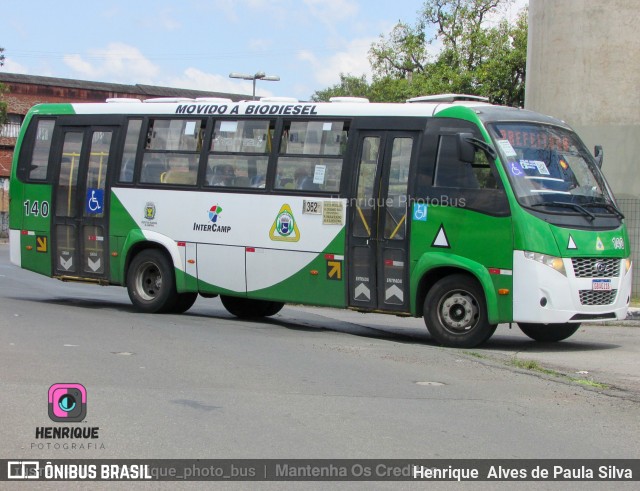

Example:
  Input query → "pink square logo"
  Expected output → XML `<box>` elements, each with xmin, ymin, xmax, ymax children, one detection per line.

<box><xmin>48</xmin><ymin>383</ymin><xmax>87</xmax><ymax>422</ymax></box>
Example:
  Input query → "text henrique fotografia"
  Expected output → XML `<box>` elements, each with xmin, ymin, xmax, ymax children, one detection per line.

<box><xmin>33</xmin><ymin>426</ymin><xmax>104</xmax><ymax>451</ymax></box>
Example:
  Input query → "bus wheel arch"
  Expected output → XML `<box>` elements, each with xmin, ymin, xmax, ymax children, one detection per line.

<box><xmin>421</xmin><ymin>271</ymin><xmax>497</xmax><ymax>348</ymax></box>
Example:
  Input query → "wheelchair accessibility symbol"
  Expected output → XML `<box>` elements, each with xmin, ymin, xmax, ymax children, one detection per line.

<box><xmin>413</xmin><ymin>203</ymin><xmax>428</xmax><ymax>222</ymax></box>
<box><xmin>85</xmin><ymin>188</ymin><xmax>104</xmax><ymax>215</ymax></box>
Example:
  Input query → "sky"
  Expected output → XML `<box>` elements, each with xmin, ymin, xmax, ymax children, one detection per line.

<box><xmin>1</xmin><ymin>0</ymin><xmax>528</xmax><ymax>101</ymax></box>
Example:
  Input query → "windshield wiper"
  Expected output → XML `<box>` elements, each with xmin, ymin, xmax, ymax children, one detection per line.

<box><xmin>581</xmin><ymin>200</ymin><xmax>625</xmax><ymax>219</ymax></box>
<box><xmin>530</xmin><ymin>201</ymin><xmax>595</xmax><ymax>221</ymax></box>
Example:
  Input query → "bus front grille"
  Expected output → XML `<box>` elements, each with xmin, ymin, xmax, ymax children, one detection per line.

<box><xmin>571</xmin><ymin>258</ymin><xmax>620</xmax><ymax>278</ymax></box>
<box><xmin>579</xmin><ymin>289</ymin><xmax>617</xmax><ymax>305</ymax></box>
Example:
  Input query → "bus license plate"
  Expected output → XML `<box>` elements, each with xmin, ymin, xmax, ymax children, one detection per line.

<box><xmin>592</xmin><ymin>279</ymin><xmax>611</xmax><ymax>291</ymax></box>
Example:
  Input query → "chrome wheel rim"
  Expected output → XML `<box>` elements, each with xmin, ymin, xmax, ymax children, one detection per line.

<box><xmin>437</xmin><ymin>290</ymin><xmax>479</xmax><ymax>334</ymax></box>
<box><xmin>135</xmin><ymin>261</ymin><xmax>162</xmax><ymax>301</ymax></box>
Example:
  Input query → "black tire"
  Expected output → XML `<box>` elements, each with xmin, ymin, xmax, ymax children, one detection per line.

<box><xmin>127</xmin><ymin>249</ymin><xmax>177</xmax><ymax>313</ymax></box>
<box><xmin>169</xmin><ymin>292</ymin><xmax>198</xmax><ymax>314</ymax></box>
<box><xmin>423</xmin><ymin>274</ymin><xmax>496</xmax><ymax>348</ymax></box>
<box><xmin>220</xmin><ymin>295</ymin><xmax>284</xmax><ymax>318</ymax></box>
<box><xmin>518</xmin><ymin>323</ymin><xmax>581</xmax><ymax>342</ymax></box>
<box><xmin>262</xmin><ymin>301</ymin><xmax>285</xmax><ymax>317</ymax></box>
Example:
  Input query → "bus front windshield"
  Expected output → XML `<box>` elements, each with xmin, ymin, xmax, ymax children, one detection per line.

<box><xmin>489</xmin><ymin>122</ymin><xmax>619</xmax><ymax>218</ymax></box>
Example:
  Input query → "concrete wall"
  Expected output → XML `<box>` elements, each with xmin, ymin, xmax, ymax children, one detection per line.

<box><xmin>525</xmin><ymin>0</ymin><xmax>640</xmax><ymax>200</ymax></box>
<box><xmin>526</xmin><ymin>0</ymin><xmax>640</xmax><ymax>296</ymax></box>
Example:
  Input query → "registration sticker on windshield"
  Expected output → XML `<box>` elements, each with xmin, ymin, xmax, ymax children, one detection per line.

<box><xmin>592</xmin><ymin>279</ymin><xmax>611</xmax><ymax>291</ymax></box>
<box><xmin>497</xmin><ymin>139</ymin><xmax>517</xmax><ymax>157</ymax></box>
<box><xmin>534</xmin><ymin>161</ymin><xmax>550</xmax><ymax>175</ymax></box>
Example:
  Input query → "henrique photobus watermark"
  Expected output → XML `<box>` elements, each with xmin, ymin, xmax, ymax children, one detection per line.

<box><xmin>346</xmin><ymin>195</ymin><xmax>466</xmax><ymax>209</ymax></box>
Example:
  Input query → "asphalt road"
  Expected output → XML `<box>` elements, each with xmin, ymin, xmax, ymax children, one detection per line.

<box><xmin>1</xmin><ymin>243</ymin><xmax>639</xmax><ymax>485</ymax></box>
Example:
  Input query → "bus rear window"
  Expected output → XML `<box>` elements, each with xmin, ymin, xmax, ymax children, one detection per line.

<box><xmin>26</xmin><ymin>119</ymin><xmax>56</xmax><ymax>181</ymax></box>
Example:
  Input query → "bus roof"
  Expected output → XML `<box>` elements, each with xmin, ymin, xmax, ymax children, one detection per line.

<box><xmin>26</xmin><ymin>94</ymin><xmax>568</xmax><ymax>127</ymax></box>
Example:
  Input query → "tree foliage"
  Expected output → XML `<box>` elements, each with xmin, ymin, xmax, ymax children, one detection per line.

<box><xmin>311</xmin><ymin>0</ymin><xmax>527</xmax><ymax>107</ymax></box>
<box><xmin>310</xmin><ymin>74</ymin><xmax>370</xmax><ymax>102</ymax></box>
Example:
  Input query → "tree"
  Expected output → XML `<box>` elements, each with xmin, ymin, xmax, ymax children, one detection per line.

<box><xmin>311</xmin><ymin>0</ymin><xmax>527</xmax><ymax>106</ymax></box>
<box><xmin>310</xmin><ymin>74</ymin><xmax>371</xmax><ymax>102</ymax></box>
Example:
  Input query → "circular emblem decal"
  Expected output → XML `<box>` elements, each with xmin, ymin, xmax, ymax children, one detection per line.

<box><xmin>276</xmin><ymin>210</ymin><xmax>294</xmax><ymax>237</ymax></box>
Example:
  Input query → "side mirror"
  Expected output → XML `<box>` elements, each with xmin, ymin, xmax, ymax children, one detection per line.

<box><xmin>458</xmin><ymin>132</ymin><xmax>497</xmax><ymax>162</ymax></box>
<box><xmin>458</xmin><ymin>132</ymin><xmax>476</xmax><ymax>163</ymax></box>
<box><xmin>594</xmin><ymin>145</ymin><xmax>603</xmax><ymax>168</ymax></box>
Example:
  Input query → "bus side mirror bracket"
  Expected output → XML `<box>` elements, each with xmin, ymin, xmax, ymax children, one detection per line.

<box><xmin>458</xmin><ymin>133</ymin><xmax>497</xmax><ymax>163</ymax></box>
<box><xmin>594</xmin><ymin>145</ymin><xmax>603</xmax><ymax>168</ymax></box>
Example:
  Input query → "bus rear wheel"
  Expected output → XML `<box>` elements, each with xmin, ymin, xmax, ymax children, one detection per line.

<box><xmin>423</xmin><ymin>274</ymin><xmax>496</xmax><ymax>348</ymax></box>
<box><xmin>169</xmin><ymin>292</ymin><xmax>198</xmax><ymax>314</ymax></box>
<box><xmin>220</xmin><ymin>296</ymin><xmax>284</xmax><ymax>318</ymax></box>
<box><xmin>127</xmin><ymin>249</ymin><xmax>177</xmax><ymax>313</ymax></box>
<box><xmin>518</xmin><ymin>323</ymin><xmax>581</xmax><ymax>342</ymax></box>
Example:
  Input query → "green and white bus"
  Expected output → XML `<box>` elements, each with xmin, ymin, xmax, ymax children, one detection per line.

<box><xmin>9</xmin><ymin>94</ymin><xmax>632</xmax><ymax>347</ymax></box>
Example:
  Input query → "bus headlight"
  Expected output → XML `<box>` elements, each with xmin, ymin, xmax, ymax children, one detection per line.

<box><xmin>625</xmin><ymin>258</ymin><xmax>632</xmax><ymax>274</ymax></box>
<box><xmin>524</xmin><ymin>251</ymin><xmax>567</xmax><ymax>276</ymax></box>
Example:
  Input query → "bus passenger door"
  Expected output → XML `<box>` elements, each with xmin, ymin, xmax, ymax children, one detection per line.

<box><xmin>51</xmin><ymin>125</ymin><xmax>117</xmax><ymax>281</ymax></box>
<box><xmin>348</xmin><ymin>132</ymin><xmax>417</xmax><ymax>312</ymax></box>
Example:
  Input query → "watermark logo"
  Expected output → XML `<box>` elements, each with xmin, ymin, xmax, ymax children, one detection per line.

<box><xmin>8</xmin><ymin>461</ymin><xmax>40</xmax><ymax>479</ymax></box>
<box><xmin>48</xmin><ymin>383</ymin><xmax>87</xmax><ymax>423</ymax></box>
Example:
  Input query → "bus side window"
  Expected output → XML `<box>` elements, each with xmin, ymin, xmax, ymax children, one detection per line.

<box><xmin>23</xmin><ymin>119</ymin><xmax>56</xmax><ymax>181</ymax></box>
<box><xmin>434</xmin><ymin>135</ymin><xmax>497</xmax><ymax>189</ymax></box>
<box><xmin>140</xmin><ymin>118</ymin><xmax>203</xmax><ymax>186</ymax></box>
<box><xmin>206</xmin><ymin>120</ymin><xmax>272</xmax><ymax>189</ymax></box>
<box><xmin>275</xmin><ymin>120</ymin><xmax>348</xmax><ymax>193</ymax></box>
<box><xmin>118</xmin><ymin>119</ymin><xmax>142</xmax><ymax>183</ymax></box>
<box><xmin>140</xmin><ymin>155</ymin><xmax>167</xmax><ymax>184</ymax></box>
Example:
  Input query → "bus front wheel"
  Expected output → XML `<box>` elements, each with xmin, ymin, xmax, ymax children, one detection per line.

<box><xmin>220</xmin><ymin>296</ymin><xmax>284</xmax><ymax>318</ymax></box>
<box><xmin>518</xmin><ymin>323</ymin><xmax>581</xmax><ymax>342</ymax></box>
<box><xmin>423</xmin><ymin>275</ymin><xmax>496</xmax><ymax>348</ymax></box>
<box><xmin>127</xmin><ymin>249</ymin><xmax>178</xmax><ymax>313</ymax></box>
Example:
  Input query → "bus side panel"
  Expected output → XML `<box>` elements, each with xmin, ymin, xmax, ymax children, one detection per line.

<box><xmin>8</xmin><ymin>176</ymin><xmax>24</xmax><ymax>267</ymax></box>
<box><xmin>410</xmin><ymin>206</ymin><xmax>513</xmax><ymax>324</ymax></box>
<box><xmin>245</xmin><ymin>230</ymin><xmax>347</xmax><ymax>307</ymax></box>
<box><xmin>111</xmin><ymin>189</ymin><xmax>347</xmax><ymax>303</ymax></box>
<box><xmin>17</xmin><ymin>184</ymin><xmax>54</xmax><ymax>276</ymax></box>
<box><xmin>197</xmin><ymin>244</ymin><xmax>247</xmax><ymax>295</ymax></box>
<box><xmin>109</xmin><ymin>191</ymin><xmax>144</xmax><ymax>285</ymax></box>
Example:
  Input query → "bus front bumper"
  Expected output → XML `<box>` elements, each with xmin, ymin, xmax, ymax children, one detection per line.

<box><xmin>512</xmin><ymin>251</ymin><xmax>631</xmax><ymax>324</ymax></box>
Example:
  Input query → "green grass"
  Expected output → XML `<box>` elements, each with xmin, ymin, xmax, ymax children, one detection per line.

<box><xmin>508</xmin><ymin>357</ymin><xmax>559</xmax><ymax>376</ymax></box>
<box><xmin>462</xmin><ymin>350</ymin><xmax>488</xmax><ymax>359</ymax></box>
<box><xmin>463</xmin><ymin>352</ymin><xmax>610</xmax><ymax>390</ymax></box>
<box><xmin>569</xmin><ymin>378</ymin><xmax>609</xmax><ymax>389</ymax></box>
<box><xmin>507</xmin><ymin>356</ymin><xmax>609</xmax><ymax>389</ymax></box>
